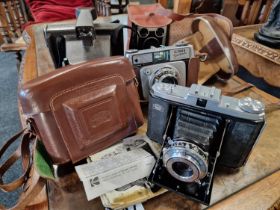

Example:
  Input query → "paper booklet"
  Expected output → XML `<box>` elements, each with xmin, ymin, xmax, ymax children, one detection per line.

<box><xmin>75</xmin><ymin>136</ymin><xmax>167</xmax><ymax>209</ymax></box>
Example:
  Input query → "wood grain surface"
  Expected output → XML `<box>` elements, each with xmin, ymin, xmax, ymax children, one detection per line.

<box><xmin>20</xmin><ymin>19</ymin><xmax>280</xmax><ymax>210</ymax></box>
<box><xmin>232</xmin><ymin>24</ymin><xmax>280</xmax><ymax>87</ymax></box>
<box><xmin>209</xmin><ymin>170</ymin><xmax>280</xmax><ymax>210</ymax></box>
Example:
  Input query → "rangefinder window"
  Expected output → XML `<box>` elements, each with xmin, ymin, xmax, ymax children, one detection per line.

<box><xmin>196</xmin><ymin>98</ymin><xmax>207</xmax><ymax>107</ymax></box>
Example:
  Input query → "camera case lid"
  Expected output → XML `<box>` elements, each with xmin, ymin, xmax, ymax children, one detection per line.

<box><xmin>127</xmin><ymin>4</ymin><xmax>173</xmax><ymax>27</ymax></box>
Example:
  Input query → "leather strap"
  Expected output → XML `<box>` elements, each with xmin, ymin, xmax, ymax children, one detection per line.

<box><xmin>151</xmin><ymin>6</ymin><xmax>238</xmax><ymax>81</ymax></box>
<box><xmin>266</xmin><ymin>102</ymin><xmax>280</xmax><ymax>114</ymax></box>
<box><xmin>222</xmin><ymin>82</ymin><xmax>254</xmax><ymax>96</ymax></box>
<box><xmin>0</xmin><ymin>130</ymin><xmax>31</xmax><ymax>191</ymax></box>
<box><xmin>199</xmin><ymin>38</ymin><xmax>224</xmax><ymax>60</ymax></box>
<box><xmin>0</xmin><ymin>124</ymin><xmax>45</xmax><ymax>210</ymax></box>
<box><xmin>154</xmin><ymin>7</ymin><xmax>194</xmax><ymax>21</ymax></box>
<box><xmin>187</xmin><ymin>57</ymin><xmax>200</xmax><ymax>86</ymax></box>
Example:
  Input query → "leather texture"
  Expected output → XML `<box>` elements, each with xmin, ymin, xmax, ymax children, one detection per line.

<box><xmin>170</xmin><ymin>16</ymin><xmax>238</xmax><ymax>82</ymax></box>
<box><xmin>127</xmin><ymin>4</ymin><xmax>238</xmax><ymax>82</ymax></box>
<box><xmin>127</xmin><ymin>4</ymin><xmax>173</xmax><ymax>28</ymax></box>
<box><xmin>19</xmin><ymin>56</ymin><xmax>144</xmax><ymax>164</ymax></box>
<box><xmin>0</xmin><ymin>129</ymin><xmax>45</xmax><ymax>210</ymax></box>
<box><xmin>191</xmin><ymin>16</ymin><xmax>239</xmax><ymax>80</ymax></box>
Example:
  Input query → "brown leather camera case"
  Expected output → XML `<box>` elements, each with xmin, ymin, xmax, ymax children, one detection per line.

<box><xmin>19</xmin><ymin>57</ymin><xmax>144</xmax><ymax>164</ymax></box>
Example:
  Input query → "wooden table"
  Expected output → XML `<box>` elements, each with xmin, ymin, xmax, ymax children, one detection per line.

<box><xmin>232</xmin><ymin>24</ymin><xmax>280</xmax><ymax>88</ymax></box>
<box><xmin>19</xmin><ymin>19</ymin><xmax>280</xmax><ymax>210</ymax></box>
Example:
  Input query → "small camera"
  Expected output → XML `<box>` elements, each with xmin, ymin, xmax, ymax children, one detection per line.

<box><xmin>125</xmin><ymin>44</ymin><xmax>196</xmax><ymax>101</ymax></box>
<box><xmin>147</xmin><ymin>83</ymin><xmax>265</xmax><ymax>204</ymax></box>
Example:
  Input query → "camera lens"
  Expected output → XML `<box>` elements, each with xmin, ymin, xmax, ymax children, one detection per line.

<box><xmin>163</xmin><ymin>141</ymin><xmax>208</xmax><ymax>182</ymax></box>
<box><xmin>172</xmin><ymin>162</ymin><xmax>194</xmax><ymax>178</ymax></box>
<box><xmin>143</xmin><ymin>37</ymin><xmax>160</xmax><ymax>49</ymax></box>
<box><xmin>155</xmin><ymin>28</ymin><xmax>165</xmax><ymax>37</ymax></box>
<box><xmin>139</xmin><ymin>28</ymin><xmax>149</xmax><ymax>38</ymax></box>
<box><xmin>161</xmin><ymin>76</ymin><xmax>178</xmax><ymax>85</ymax></box>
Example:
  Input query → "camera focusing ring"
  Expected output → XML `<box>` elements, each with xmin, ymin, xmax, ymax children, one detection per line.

<box><xmin>149</xmin><ymin>66</ymin><xmax>179</xmax><ymax>87</ymax></box>
<box><xmin>163</xmin><ymin>142</ymin><xmax>208</xmax><ymax>182</ymax></box>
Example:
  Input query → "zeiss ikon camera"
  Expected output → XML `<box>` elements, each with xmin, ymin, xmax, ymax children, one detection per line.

<box><xmin>125</xmin><ymin>44</ymin><xmax>196</xmax><ymax>101</ymax></box>
<box><xmin>147</xmin><ymin>83</ymin><xmax>265</xmax><ymax>204</ymax></box>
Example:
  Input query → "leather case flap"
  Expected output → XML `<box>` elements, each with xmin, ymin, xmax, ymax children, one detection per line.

<box><xmin>51</xmin><ymin>75</ymin><xmax>133</xmax><ymax>162</ymax></box>
<box><xmin>20</xmin><ymin>56</ymin><xmax>136</xmax><ymax>116</ymax></box>
<box><xmin>128</xmin><ymin>4</ymin><xmax>172</xmax><ymax>27</ymax></box>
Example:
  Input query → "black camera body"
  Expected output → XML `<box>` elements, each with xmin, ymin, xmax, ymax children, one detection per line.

<box><xmin>44</xmin><ymin>8</ymin><xmax>124</xmax><ymax>68</ymax></box>
<box><xmin>129</xmin><ymin>23</ymin><xmax>169</xmax><ymax>50</ymax></box>
<box><xmin>147</xmin><ymin>83</ymin><xmax>265</xmax><ymax>204</ymax></box>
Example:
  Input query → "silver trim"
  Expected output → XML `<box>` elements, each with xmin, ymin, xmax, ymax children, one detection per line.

<box><xmin>163</xmin><ymin>141</ymin><xmax>208</xmax><ymax>182</ymax></box>
<box><xmin>151</xmin><ymin>83</ymin><xmax>265</xmax><ymax>121</ymax></box>
<box><xmin>140</xmin><ymin>61</ymin><xmax>186</xmax><ymax>100</ymax></box>
<box><xmin>125</xmin><ymin>45</ymin><xmax>195</xmax><ymax>65</ymax></box>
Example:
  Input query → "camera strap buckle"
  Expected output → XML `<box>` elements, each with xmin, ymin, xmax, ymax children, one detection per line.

<box><xmin>134</xmin><ymin>78</ymin><xmax>139</xmax><ymax>87</ymax></box>
<box><xmin>195</xmin><ymin>52</ymin><xmax>208</xmax><ymax>62</ymax></box>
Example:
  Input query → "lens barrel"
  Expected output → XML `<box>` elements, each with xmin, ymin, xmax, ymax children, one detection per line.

<box><xmin>163</xmin><ymin>141</ymin><xmax>208</xmax><ymax>182</ymax></box>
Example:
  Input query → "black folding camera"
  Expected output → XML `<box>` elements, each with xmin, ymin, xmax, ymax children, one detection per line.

<box><xmin>44</xmin><ymin>8</ymin><xmax>124</xmax><ymax>68</ymax></box>
<box><xmin>147</xmin><ymin>83</ymin><xmax>265</xmax><ymax>205</ymax></box>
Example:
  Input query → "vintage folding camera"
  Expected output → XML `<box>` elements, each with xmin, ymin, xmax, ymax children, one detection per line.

<box><xmin>44</xmin><ymin>8</ymin><xmax>124</xmax><ymax>68</ymax></box>
<box><xmin>147</xmin><ymin>83</ymin><xmax>265</xmax><ymax>205</ymax></box>
<box><xmin>125</xmin><ymin>44</ymin><xmax>198</xmax><ymax>101</ymax></box>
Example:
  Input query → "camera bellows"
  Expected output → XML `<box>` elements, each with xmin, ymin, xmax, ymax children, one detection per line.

<box><xmin>173</xmin><ymin>109</ymin><xmax>221</xmax><ymax>150</ymax></box>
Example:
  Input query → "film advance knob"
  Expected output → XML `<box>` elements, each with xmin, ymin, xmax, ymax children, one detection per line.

<box><xmin>238</xmin><ymin>97</ymin><xmax>265</xmax><ymax>114</ymax></box>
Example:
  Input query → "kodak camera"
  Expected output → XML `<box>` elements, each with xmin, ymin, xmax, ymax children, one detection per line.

<box><xmin>44</xmin><ymin>8</ymin><xmax>124</xmax><ymax>68</ymax></box>
<box><xmin>147</xmin><ymin>83</ymin><xmax>265</xmax><ymax>205</ymax></box>
<box><xmin>125</xmin><ymin>44</ymin><xmax>197</xmax><ymax>101</ymax></box>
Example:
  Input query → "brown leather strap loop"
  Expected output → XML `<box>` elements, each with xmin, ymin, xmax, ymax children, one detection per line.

<box><xmin>0</xmin><ymin>132</ymin><xmax>45</xmax><ymax>210</ymax></box>
<box><xmin>199</xmin><ymin>38</ymin><xmax>224</xmax><ymax>59</ymax></box>
<box><xmin>0</xmin><ymin>148</ymin><xmax>21</xmax><ymax>182</ymax></box>
<box><xmin>187</xmin><ymin>57</ymin><xmax>200</xmax><ymax>86</ymax></box>
<box><xmin>0</xmin><ymin>129</ymin><xmax>35</xmax><ymax>192</ymax></box>
<box><xmin>0</xmin><ymin>129</ymin><xmax>26</xmax><ymax>157</ymax></box>
<box><xmin>222</xmin><ymin>83</ymin><xmax>254</xmax><ymax>96</ymax></box>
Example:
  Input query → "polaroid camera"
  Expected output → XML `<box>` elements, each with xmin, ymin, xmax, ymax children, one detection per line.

<box><xmin>44</xmin><ymin>8</ymin><xmax>124</xmax><ymax>68</ymax></box>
